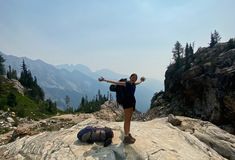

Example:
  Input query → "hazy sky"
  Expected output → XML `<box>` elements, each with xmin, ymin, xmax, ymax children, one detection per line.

<box><xmin>0</xmin><ymin>0</ymin><xmax>235</xmax><ymax>81</ymax></box>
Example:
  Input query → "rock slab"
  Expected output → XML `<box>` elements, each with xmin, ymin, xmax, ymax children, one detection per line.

<box><xmin>1</xmin><ymin>117</ymin><xmax>234</xmax><ymax>160</ymax></box>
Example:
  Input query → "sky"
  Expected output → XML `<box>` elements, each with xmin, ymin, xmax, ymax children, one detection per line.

<box><xmin>0</xmin><ymin>0</ymin><xmax>235</xmax><ymax>81</ymax></box>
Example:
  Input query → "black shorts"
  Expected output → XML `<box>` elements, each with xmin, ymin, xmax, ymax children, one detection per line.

<box><xmin>122</xmin><ymin>98</ymin><xmax>136</xmax><ymax>111</ymax></box>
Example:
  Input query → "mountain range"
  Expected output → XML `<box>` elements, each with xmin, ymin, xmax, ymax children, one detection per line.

<box><xmin>1</xmin><ymin>51</ymin><xmax>163</xmax><ymax>112</ymax></box>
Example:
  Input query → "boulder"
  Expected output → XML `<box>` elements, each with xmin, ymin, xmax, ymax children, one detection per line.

<box><xmin>6</xmin><ymin>117</ymin><xmax>15</xmax><ymax>124</ymax></box>
<box><xmin>177</xmin><ymin>117</ymin><xmax>235</xmax><ymax>160</ymax></box>
<box><xmin>168</xmin><ymin>114</ymin><xmax>182</xmax><ymax>126</ymax></box>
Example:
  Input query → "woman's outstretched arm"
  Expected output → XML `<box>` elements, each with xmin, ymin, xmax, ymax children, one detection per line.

<box><xmin>135</xmin><ymin>77</ymin><xmax>146</xmax><ymax>85</ymax></box>
<box><xmin>98</xmin><ymin>77</ymin><xmax>126</xmax><ymax>86</ymax></box>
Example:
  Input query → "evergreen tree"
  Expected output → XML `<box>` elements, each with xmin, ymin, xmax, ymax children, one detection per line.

<box><xmin>172</xmin><ymin>41</ymin><xmax>184</xmax><ymax>65</ymax></box>
<box><xmin>0</xmin><ymin>55</ymin><xmax>5</xmax><ymax>75</ymax></box>
<box><xmin>11</xmin><ymin>69</ymin><xmax>18</xmax><ymax>79</ymax></box>
<box><xmin>98</xmin><ymin>89</ymin><xmax>102</xmax><ymax>101</ymax></box>
<box><xmin>85</xmin><ymin>95</ymin><xmax>88</xmax><ymax>104</ymax></box>
<box><xmin>80</xmin><ymin>97</ymin><xmax>85</xmax><ymax>108</ymax></box>
<box><xmin>34</xmin><ymin>76</ymin><xmax>37</xmax><ymax>84</ymax></box>
<box><xmin>184</xmin><ymin>42</ymin><xmax>194</xmax><ymax>70</ymax></box>
<box><xmin>227</xmin><ymin>38</ymin><xmax>235</xmax><ymax>50</ymax></box>
<box><xmin>209</xmin><ymin>33</ymin><xmax>215</xmax><ymax>48</ymax></box>
<box><xmin>46</xmin><ymin>99</ymin><xmax>57</xmax><ymax>113</ymax></box>
<box><xmin>103</xmin><ymin>94</ymin><xmax>107</xmax><ymax>101</ymax></box>
<box><xmin>184</xmin><ymin>43</ymin><xmax>190</xmax><ymax>69</ymax></box>
<box><xmin>209</xmin><ymin>30</ymin><xmax>221</xmax><ymax>47</ymax></box>
<box><xmin>7</xmin><ymin>65</ymin><xmax>12</xmax><ymax>79</ymax></box>
<box><xmin>19</xmin><ymin>60</ymin><xmax>30</xmax><ymax>87</ymax></box>
<box><xmin>185</xmin><ymin>43</ymin><xmax>189</xmax><ymax>58</ymax></box>
<box><xmin>77</xmin><ymin>91</ymin><xmax>108</xmax><ymax>113</ymax></box>
<box><xmin>189</xmin><ymin>43</ymin><xmax>194</xmax><ymax>56</ymax></box>
<box><xmin>19</xmin><ymin>60</ymin><xmax>44</xmax><ymax>101</ymax></box>
<box><xmin>39</xmin><ymin>98</ymin><xmax>57</xmax><ymax>114</ymax></box>
<box><xmin>7</xmin><ymin>65</ymin><xmax>17</xmax><ymax>79</ymax></box>
<box><xmin>213</xmin><ymin>30</ymin><xmax>221</xmax><ymax>44</ymax></box>
<box><xmin>30</xmin><ymin>80</ymin><xmax>45</xmax><ymax>101</ymax></box>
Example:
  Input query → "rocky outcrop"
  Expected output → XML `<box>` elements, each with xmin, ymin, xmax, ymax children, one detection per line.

<box><xmin>176</xmin><ymin>116</ymin><xmax>235</xmax><ymax>160</ymax></box>
<box><xmin>0</xmin><ymin>116</ymin><xmax>234</xmax><ymax>160</ymax></box>
<box><xmin>0</xmin><ymin>112</ymin><xmax>88</xmax><ymax>146</ymax></box>
<box><xmin>93</xmin><ymin>101</ymin><xmax>124</xmax><ymax>122</ymax></box>
<box><xmin>94</xmin><ymin>101</ymin><xmax>144</xmax><ymax>122</ymax></box>
<box><xmin>150</xmin><ymin>41</ymin><xmax>235</xmax><ymax>132</ymax></box>
<box><xmin>0</xmin><ymin>77</ymin><xmax>24</xmax><ymax>95</ymax></box>
<box><xmin>0</xmin><ymin>111</ymin><xmax>17</xmax><ymax>134</ymax></box>
<box><xmin>11</xmin><ymin>79</ymin><xmax>24</xmax><ymax>95</ymax></box>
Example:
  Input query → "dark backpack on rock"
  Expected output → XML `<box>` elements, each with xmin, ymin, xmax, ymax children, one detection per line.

<box><xmin>109</xmin><ymin>78</ymin><xmax>127</xmax><ymax>105</ymax></box>
<box><xmin>77</xmin><ymin>126</ymin><xmax>114</xmax><ymax>147</ymax></box>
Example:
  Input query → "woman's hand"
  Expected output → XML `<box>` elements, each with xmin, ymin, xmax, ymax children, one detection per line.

<box><xmin>140</xmin><ymin>77</ymin><xmax>146</xmax><ymax>82</ymax></box>
<box><xmin>135</xmin><ymin>76</ymin><xmax>146</xmax><ymax>85</ymax></box>
<box><xmin>98</xmin><ymin>77</ymin><xmax>105</xmax><ymax>82</ymax></box>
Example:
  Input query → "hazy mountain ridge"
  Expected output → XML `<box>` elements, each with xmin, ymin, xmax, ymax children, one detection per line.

<box><xmin>57</xmin><ymin>64</ymin><xmax>163</xmax><ymax>93</ymax></box>
<box><xmin>1</xmin><ymin>52</ymin><xmax>163</xmax><ymax>112</ymax></box>
<box><xmin>1</xmin><ymin>52</ymin><xmax>107</xmax><ymax>110</ymax></box>
<box><xmin>57</xmin><ymin>64</ymin><xmax>164</xmax><ymax>111</ymax></box>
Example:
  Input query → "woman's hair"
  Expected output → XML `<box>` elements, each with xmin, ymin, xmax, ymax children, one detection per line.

<box><xmin>130</xmin><ymin>73</ymin><xmax>138</xmax><ymax>79</ymax></box>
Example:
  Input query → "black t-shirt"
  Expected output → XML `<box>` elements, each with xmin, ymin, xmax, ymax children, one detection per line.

<box><xmin>125</xmin><ymin>81</ymin><xmax>136</xmax><ymax>98</ymax></box>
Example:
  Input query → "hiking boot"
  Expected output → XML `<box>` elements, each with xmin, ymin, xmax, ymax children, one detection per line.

<box><xmin>123</xmin><ymin>135</ymin><xmax>135</xmax><ymax>144</ymax></box>
<box><xmin>129</xmin><ymin>133</ymin><xmax>136</xmax><ymax>142</ymax></box>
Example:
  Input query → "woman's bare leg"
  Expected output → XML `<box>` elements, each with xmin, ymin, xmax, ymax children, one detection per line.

<box><xmin>124</xmin><ymin>107</ymin><xmax>134</xmax><ymax>135</ymax></box>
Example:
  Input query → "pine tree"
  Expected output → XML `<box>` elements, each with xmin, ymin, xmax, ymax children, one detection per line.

<box><xmin>209</xmin><ymin>33</ymin><xmax>215</xmax><ymax>48</ymax></box>
<box><xmin>11</xmin><ymin>69</ymin><xmax>18</xmax><ymax>79</ymax></box>
<box><xmin>213</xmin><ymin>30</ymin><xmax>221</xmax><ymax>44</ymax></box>
<box><xmin>19</xmin><ymin>60</ymin><xmax>44</xmax><ymax>101</ymax></box>
<box><xmin>80</xmin><ymin>97</ymin><xmax>85</xmax><ymax>108</ymax></box>
<box><xmin>85</xmin><ymin>95</ymin><xmax>88</xmax><ymax>104</ymax></box>
<box><xmin>98</xmin><ymin>89</ymin><xmax>102</xmax><ymax>101</ymax></box>
<box><xmin>21</xmin><ymin>60</ymin><xmax>27</xmax><ymax>74</ymax></box>
<box><xmin>0</xmin><ymin>55</ymin><xmax>5</xmax><ymax>75</ymax></box>
<box><xmin>46</xmin><ymin>99</ymin><xmax>57</xmax><ymax>113</ymax></box>
<box><xmin>209</xmin><ymin>30</ymin><xmax>221</xmax><ymax>47</ymax></box>
<box><xmin>227</xmin><ymin>38</ymin><xmax>235</xmax><ymax>50</ymax></box>
<box><xmin>185</xmin><ymin>43</ymin><xmax>190</xmax><ymax>69</ymax></box>
<box><xmin>7</xmin><ymin>65</ymin><xmax>12</xmax><ymax>79</ymax></box>
<box><xmin>184</xmin><ymin>42</ymin><xmax>194</xmax><ymax>70</ymax></box>
<box><xmin>172</xmin><ymin>41</ymin><xmax>184</xmax><ymax>66</ymax></box>
<box><xmin>6</xmin><ymin>65</ymin><xmax>17</xmax><ymax>79</ymax></box>
<box><xmin>77</xmin><ymin>91</ymin><xmax>108</xmax><ymax>113</ymax></box>
<box><xmin>189</xmin><ymin>43</ymin><xmax>194</xmax><ymax>56</ymax></box>
<box><xmin>19</xmin><ymin>60</ymin><xmax>30</xmax><ymax>87</ymax></box>
<box><xmin>185</xmin><ymin>43</ymin><xmax>189</xmax><ymax>58</ymax></box>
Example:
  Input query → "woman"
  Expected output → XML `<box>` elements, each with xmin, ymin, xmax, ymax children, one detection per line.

<box><xmin>98</xmin><ymin>73</ymin><xmax>145</xmax><ymax>144</ymax></box>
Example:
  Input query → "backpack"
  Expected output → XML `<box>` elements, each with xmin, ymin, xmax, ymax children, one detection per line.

<box><xmin>77</xmin><ymin>126</ymin><xmax>114</xmax><ymax>147</ymax></box>
<box><xmin>109</xmin><ymin>78</ymin><xmax>127</xmax><ymax>105</ymax></box>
